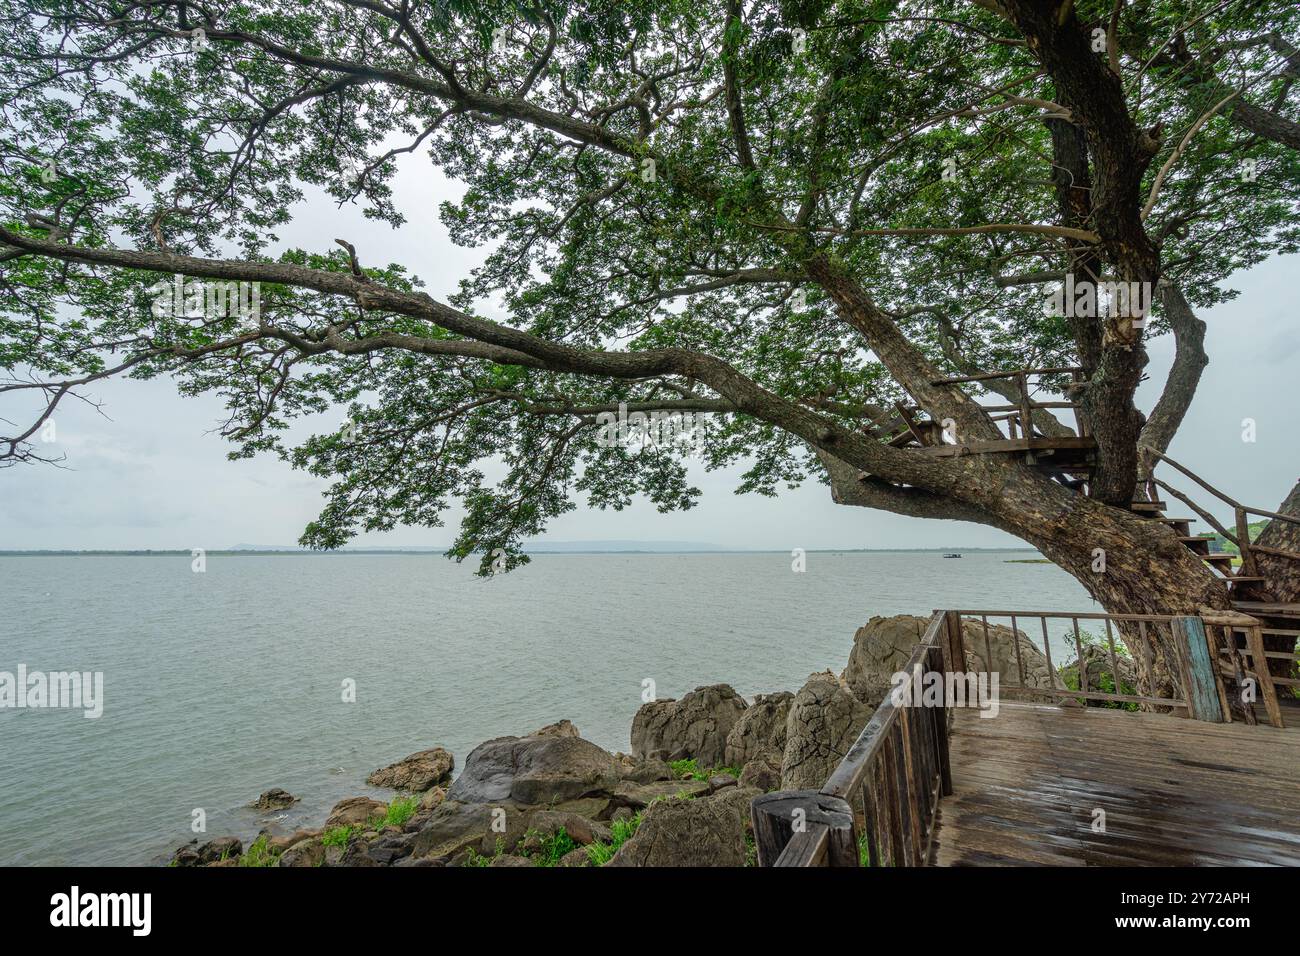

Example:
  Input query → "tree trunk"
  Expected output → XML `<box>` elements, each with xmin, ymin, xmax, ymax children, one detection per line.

<box><xmin>828</xmin><ymin>456</ymin><xmax>1233</xmax><ymax>699</ymax></box>
<box><xmin>1250</xmin><ymin>478</ymin><xmax>1300</xmax><ymax>603</ymax></box>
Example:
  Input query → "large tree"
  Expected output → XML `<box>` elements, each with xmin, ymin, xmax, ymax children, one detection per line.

<box><xmin>2</xmin><ymin>0</ymin><xmax>1298</xmax><ymax>687</ymax></box>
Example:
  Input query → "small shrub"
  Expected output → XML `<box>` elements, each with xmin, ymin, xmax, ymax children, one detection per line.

<box><xmin>373</xmin><ymin>795</ymin><xmax>420</xmax><ymax>829</ymax></box>
<box><xmin>585</xmin><ymin>812</ymin><xmax>643</xmax><ymax>866</ymax></box>
<box><xmin>321</xmin><ymin>825</ymin><xmax>353</xmax><ymax>848</ymax></box>
<box><xmin>239</xmin><ymin>834</ymin><xmax>282</xmax><ymax>868</ymax></box>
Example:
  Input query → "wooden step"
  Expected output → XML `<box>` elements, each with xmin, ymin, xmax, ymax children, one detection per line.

<box><xmin>1180</xmin><ymin>536</ymin><xmax>1212</xmax><ymax>554</ymax></box>
<box><xmin>1130</xmin><ymin>501</ymin><xmax>1167</xmax><ymax>512</ymax></box>
<box><xmin>1153</xmin><ymin>517</ymin><xmax>1196</xmax><ymax>524</ymax></box>
<box><xmin>1204</xmin><ymin>553</ymin><xmax>1236</xmax><ymax>564</ymax></box>
<box><xmin>1233</xmin><ymin>601</ymin><xmax>1300</xmax><ymax>618</ymax></box>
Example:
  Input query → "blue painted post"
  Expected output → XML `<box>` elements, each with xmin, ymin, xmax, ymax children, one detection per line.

<box><xmin>1175</xmin><ymin>616</ymin><xmax>1225</xmax><ymax>722</ymax></box>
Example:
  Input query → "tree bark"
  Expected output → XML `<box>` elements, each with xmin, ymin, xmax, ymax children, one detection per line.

<box><xmin>824</xmin><ymin>450</ymin><xmax>1233</xmax><ymax>698</ymax></box>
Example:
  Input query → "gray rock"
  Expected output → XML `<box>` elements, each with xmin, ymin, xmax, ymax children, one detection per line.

<box><xmin>612</xmin><ymin>778</ymin><xmax>711</xmax><ymax>809</ymax></box>
<box><xmin>267</xmin><ymin>828</ymin><xmax>320</xmax><ymax>852</ymax></box>
<box><xmin>489</xmin><ymin>854</ymin><xmax>534</xmax><ymax>867</ymax></box>
<box><xmin>619</xmin><ymin>755</ymin><xmax>675</xmax><ymax>784</ymax></box>
<box><xmin>531</xmin><ymin>719</ymin><xmax>580</xmax><ymax>738</ymax></box>
<box><xmin>196</xmin><ymin>836</ymin><xmax>242</xmax><ymax>865</ymax></box>
<box><xmin>558</xmin><ymin>847</ymin><xmax>592</xmax><ymax>867</ymax></box>
<box><xmin>412</xmin><ymin>801</ymin><xmax>506</xmax><ymax>859</ymax></box>
<box><xmin>528</xmin><ymin>810</ymin><xmax>612</xmax><ymax>846</ymax></box>
<box><xmin>709</xmin><ymin>784</ymin><xmax>764</xmax><ymax>831</ymax></box>
<box><xmin>781</xmin><ymin>672</ymin><xmax>870</xmax><ymax>791</ymax></box>
<box><xmin>630</xmin><ymin>684</ymin><xmax>748</xmax><ymax>769</ymax></box>
<box><xmin>738</xmin><ymin>751</ymin><xmax>783</xmax><ymax>792</ymax></box>
<box><xmin>250</xmin><ymin>788</ymin><xmax>298</xmax><ymax>811</ymax></box>
<box><xmin>366</xmin><ymin>749</ymin><xmax>457</xmax><ymax>790</ymax></box>
<box><xmin>707</xmin><ymin>774</ymin><xmax>738</xmax><ymax>793</ymax></box>
<box><xmin>723</xmin><ymin>692</ymin><xmax>792</xmax><ymax>768</ymax></box>
<box><xmin>366</xmin><ymin>747</ymin><xmax>454</xmax><ymax>792</ymax></box>
<box><xmin>447</xmin><ymin>733</ymin><xmax>620</xmax><ymax>806</ymax></box>
<box><xmin>169</xmin><ymin>841</ymin><xmax>201</xmax><ymax>867</ymax></box>
<box><xmin>606</xmin><ymin>796</ymin><xmax>746</xmax><ymax>867</ymax></box>
<box><xmin>277</xmin><ymin>838</ymin><xmax>324</xmax><ymax>868</ymax></box>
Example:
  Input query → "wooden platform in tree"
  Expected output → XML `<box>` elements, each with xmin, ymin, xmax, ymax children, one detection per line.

<box><xmin>929</xmin><ymin>702</ymin><xmax>1300</xmax><ymax>866</ymax></box>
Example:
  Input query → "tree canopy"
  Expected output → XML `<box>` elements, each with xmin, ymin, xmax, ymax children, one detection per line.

<box><xmin>2</xmin><ymin>0</ymin><xmax>1297</xmax><ymax>591</ymax></box>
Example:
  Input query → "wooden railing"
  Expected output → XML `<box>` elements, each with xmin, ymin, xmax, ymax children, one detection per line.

<box><xmin>950</xmin><ymin>609</ymin><xmax>1191</xmax><ymax>712</ymax></box>
<box><xmin>752</xmin><ymin>611</ymin><xmax>957</xmax><ymax>867</ymax></box>
<box><xmin>1142</xmin><ymin>446</ymin><xmax>1300</xmax><ymax>579</ymax></box>
<box><xmin>931</xmin><ymin>366</ymin><xmax>1089</xmax><ymax>441</ymax></box>
<box><xmin>753</xmin><ymin>607</ymin><xmax>1239</xmax><ymax>867</ymax></box>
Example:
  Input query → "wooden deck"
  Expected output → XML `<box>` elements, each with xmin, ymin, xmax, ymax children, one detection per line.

<box><xmin>930</xmin><ymin>702</ymin><xmax>1300</xmax><ymax>866</ymax></box>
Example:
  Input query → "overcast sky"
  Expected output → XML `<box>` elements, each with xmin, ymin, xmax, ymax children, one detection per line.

<box><xmin>2</xmin><ymin>154</ymin><xmax>1296</xmax><ymax>552</ymax></box>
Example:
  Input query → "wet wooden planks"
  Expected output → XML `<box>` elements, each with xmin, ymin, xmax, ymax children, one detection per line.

<box><xmin>930</xmin><ymin>702</ymin><xmax>1300</xmax><ymax>866</ymax></box>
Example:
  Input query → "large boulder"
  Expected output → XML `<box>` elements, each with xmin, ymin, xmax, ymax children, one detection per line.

<box><xmin>630</xmin><ymin>684</ymin><xmax>748</xmax><ymax>769</ymax></box>
<box><xmin>606</xmin><ymin>796</ymin><xmax>746</xmax><ymax>867</ymax></box>
<box><xmin>841</xmin><ymin>615</ymin><xmax>934</xmax><ymax>705</ymax></box>
<box><xmin>446</xmin><ymin>732</ymin><xmax>620</xmax><ymax>806</ymax></box>
<box><xmin>367</xmin><ymin>747</ymin><xmax>454</xmax><ymax>792</ymax></box>
<box><xmin>723</xmin><ymin>691</ymin><xmax>792</xmax><ymax>769</ymax></box>
<box><xmin>781</xmin><ymin>672</ymin><xmax>870</xmax><ymax>791</ymax></box>
<box><xmin>841</xmin><ymin>614</ymin><xmax>1053</xmax><ymax>707</ymax></box>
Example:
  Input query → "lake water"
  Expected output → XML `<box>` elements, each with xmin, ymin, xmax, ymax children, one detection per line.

<box><xmin>0</xmin><ymin>551</ymin><xmax>1095</xmax><ymax>865</ymax></box>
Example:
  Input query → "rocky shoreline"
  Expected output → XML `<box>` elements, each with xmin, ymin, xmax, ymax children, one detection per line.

<box><xmin>170</xmin><ymin>614</ymin><xmax>1129</xmax><ymax>867</ymax></box>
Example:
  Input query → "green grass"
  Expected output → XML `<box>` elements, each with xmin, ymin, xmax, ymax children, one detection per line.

<box><xmin>585</xmin><ymin>813</ymin><xmax>643</xmax><ymax>866</ymax></box>
<box><xmin>464</xmin><ymin>838</ymin><xmax>505</xmax><ymax>867</ymax></box>
<box><xmin>238</xmin><ymin>834</ymin><xmax>282</xmax><ymax>867</ymax></box>
<box><xmin>318</xmin><ymin>797</ymin><xmax>419</xmax><ymax>853</ymax></box>
<box><xmin>320</xmin><ymin>825</ymin><xmax>354</xmax><ymax>848</ymax></box>
<box><xmin>858</xmin><ymin>833</ymin><xmax>871</xmax><ymax>867</ymax></box>
<box><xmin>668</xmin><ymin>758</ymin><xmax>741</xmax><ymax>782</ymax></box>
<box><xmin>372</xmin><ymin>795</ymin><xmax>420</xmax><ymax>829</ymax></box>
<box><xmin>527</xmin><ymin>828</ymin><xmax>578</xmax><ymax>867</ymax></box>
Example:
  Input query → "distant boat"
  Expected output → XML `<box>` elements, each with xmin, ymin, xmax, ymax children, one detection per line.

<box><xmin>942</xmin><ymin>553</ymin><xmax>962</xmax><ymax>558</ymax></box>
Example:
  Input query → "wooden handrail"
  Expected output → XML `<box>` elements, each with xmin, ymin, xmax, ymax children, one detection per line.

<box><xmin>1143</xmin><ymin>446</ymin><xmax>1300</xmax><ymax>577</ymax></box>
<box><xmin>751</xmin><ymin>607</ymin><xmax>1263</xmax><ymax>866</ymax></box>
<box><xmin>1143</xmin><ymin>447</ymin><xmax>1300</xmax><ymax>525</ymax></box>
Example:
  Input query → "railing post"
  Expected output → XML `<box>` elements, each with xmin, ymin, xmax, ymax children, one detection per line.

<box><xmin>941</xmin><ymin>609</ymin><xmax>967</xmax><ymax>672</ymax></box>
<box><xmin>1235</xmin><ymin>507</ymin><xmax>1259</xmax><ymax>577</ymax></box>
<box><xmin>751</xmin><ymin>791</ymin><xmax>857</xmax><ymax>867</ymax></box>
<box><xmin>1174</xmin><ymin>616</ymin><xmax>1226</xmax><ymax>722</ymax></box>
